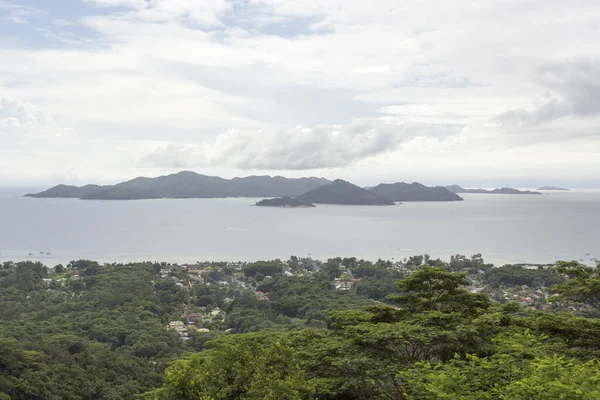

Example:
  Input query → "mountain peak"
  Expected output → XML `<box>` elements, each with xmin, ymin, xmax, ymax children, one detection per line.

<box><xmin>26</xmin><ymin>172</ymin><xmax>332</xmax><ymax>200</ymax></box>
<box><xmin>297</xmin><ymin>180</ymin><xmax>394</xmax><ymax>205</ymax></box>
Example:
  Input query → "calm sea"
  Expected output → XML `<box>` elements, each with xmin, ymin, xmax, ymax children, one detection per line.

<box><xmin>0</xmin><ymin>188</ymin><xmax>598</xmax><ymax>266</ymax></box>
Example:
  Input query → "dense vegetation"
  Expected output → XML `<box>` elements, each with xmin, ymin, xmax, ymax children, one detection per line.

<box><xmin>26</xmin><ymin>172</ymin><xmax>330</xmax><ymax>200</ymax></box>
<box><xmin>27</xmin><ymin>172</ymin><xmax>463</xmax><ymax>203</ymax></box>
<box><xmin>370</xmin><ymin>182</ymin><xmax>463</xmax><ymax>202</ymax></box>
<box><xmin>296</xmin><ymin>179</ymin><xmax>395</xmax><ymax>205</ymax></box>
<box><xmin>1</xmin><ymin>256</ymin><xmax>599</xmax><ymax>399</ymax></box>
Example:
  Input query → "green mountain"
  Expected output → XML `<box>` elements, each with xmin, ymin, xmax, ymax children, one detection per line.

<box><xmin>296</xmin><ymin>179</ymin><xmax>395</xmax><ymax>205</ymax></box>
<box><xmin>26</xmin><ymin>171</ymin><xmax>331</xmax><ymax>200</ymax></box>
<box><xmin>370</xmin><ymin>182</ymin><xmax>463</xmax><ymax>202</ymax></box>
<box><xmin>445</xmin><ymin>185</ymin><xmax>542</xmax><ymax>195</ymax></box>
<box><xmin>26</xmin><ymin>184</ymin><xmax>105</xmax><ymax>198</ymax></box>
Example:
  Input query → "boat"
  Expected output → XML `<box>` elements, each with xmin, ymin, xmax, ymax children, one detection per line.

<box><xmin>28</xmin><ymin>251</ymin><xmax>33</xmax><ymax>256</ymax></box>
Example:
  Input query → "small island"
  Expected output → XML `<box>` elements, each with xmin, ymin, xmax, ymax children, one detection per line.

<box><xmin>537</xmin><ymin>186</ymin><xmax>569</xmax><ymax>191</ymax></box>
<box><xmin>445</xmin><ymin>185</ymin><xmax>542</xmax><ymax>195</ymax></box>
<box><xmin>254</xmin><ymin>197</ymin><xmax>316</xmax><ymax>208</ymax></box>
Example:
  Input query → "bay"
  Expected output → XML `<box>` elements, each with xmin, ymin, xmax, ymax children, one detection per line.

<box><xmin>0</xmin><ymin>188</ymin><xmax>598</xmax><ymax>266</ymax></box>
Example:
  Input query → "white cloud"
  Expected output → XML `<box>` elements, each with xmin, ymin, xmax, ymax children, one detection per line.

<box><xmin>142</xmin><ymin>120</ymin><xmax>463</xmax><ymax>170</ymax></box>
<box><xmin>0</xmin><ymin>97</ymin><xmax>56</xmax><ymax>133</ymax></box>
<box><xmin>0</xmin><ymin>0</ymin><xmax>600</xmax><ymax>184</ymax></box>
<box><xmin>493</xmin><ymin>59</ymin><xmax>600</xmax><ymax>127</ymax></box>
<box><xmin>142</xmin><ymin>143</ymin><xmax>198</xmax><ymax>168</ymax></box>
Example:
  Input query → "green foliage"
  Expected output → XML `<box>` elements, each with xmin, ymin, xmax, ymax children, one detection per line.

<box><xmin>4</xmin><ymin>256</ymin><xmax>600</xmax><ymax>399</ymax></box>
<box><xmin>401</xmin><ymin>349</ymin><xmax>600</xmax><ymax>399</ymax></box>
<box><xmin>243</xmin><ymin>261</ymin><xmax>284</xmax><ymax>278</ymax></box>
<box><xmin>389</xmin><ymin>266</ymin><xmax>491</xmax><ymax>316</ymax></box>
<box><xmin>225</xmin><ymin>276</ymin><xmax>371</xmax><ymax>333</ymax></box>
<box><xmin>145</xmin><ymin>333</ymin><xmax>315</xmax><ymax>400</ymax></box>
<box><xmin>551</xmin><ymin>261</ymin><xmax>600</xmax><ymax>309</ymax></box>
<box><xmin>0</xmin><ymin>261</ymin><xmax>184</xmax><ymax>399</ymax></box>
<box><xmin>485</xmin><ymin>264</ymin><xmax>560</xmax><ymax>288</ymax></box>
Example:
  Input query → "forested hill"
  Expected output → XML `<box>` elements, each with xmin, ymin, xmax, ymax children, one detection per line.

<box><xmin>29</xmin><ymin>172</ymin><xmax>469</xmax><ymax>202</ymax></box>
<box><xmin>26</xmin><ymin>171</ymin><xmax>331</xmax><ymax>200</ymax></box>
<box><xmin>445</xmin><ymin>184</ymin><xmax>542</xmax><ymax>195</ymax></box>
<box><xmin>2</xmin><ymin>256</ymin><xmax>600</xmax><ymax>399</ymax></box>
<box><xmin>296</xmin><ymin>179</ymin><xmax>395</xmax><ymax>205</ymax></box>
<box><xmin>370</xmin><ymin>182</ymin><xmax>463</xmax><ymax>202</ymax></box>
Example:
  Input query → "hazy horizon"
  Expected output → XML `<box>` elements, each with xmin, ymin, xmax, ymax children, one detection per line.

<box><xmin>1</xmin><ymin>169</ymin><xmax>599</xmax><ymax>191</ymax></box>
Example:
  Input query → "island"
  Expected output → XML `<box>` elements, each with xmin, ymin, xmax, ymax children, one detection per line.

<box><xmin>370</xmin><ymin>182</ymin><xmax>463</xmax><ymax>202</ymax></box>
<box><xmin>296</xmin><ymin>179</ymin><xmax>395</xmax><ymax>205</ymax></box>
<box><xmin>32</xmin><ymin>171</ymin><xmax>547</xmax><ymax>202</ymax></box>
<box><xmin>26</xmin><ymin>171</ymin><xmax>331</xmax><ymax>200</ymax></box>
<box><xmin>537</xmin><ymin>186</ymin><xmax>569</xmax><ymax>191</ymax></box>
<box><xmin>445</xmin><ymin>185</ymin><xmax>542</xmax><ymax>195</ymax></box>
<box><xmin>254</xmin><ymin>197</ymin><xmax>316</xmax><ymax>208</ymax></box>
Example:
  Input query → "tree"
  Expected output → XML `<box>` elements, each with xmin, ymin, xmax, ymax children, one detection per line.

<box><xmin>144</xmin><ymin>333</ymin><xmax>315</xmax><ymax>400</ymax></box>
<box><xmin>243</xmin><ymin>261</ymin><xmax>283</xmax><ymax>278</ymax></box>
<box><xmin>550</xmin><ymin>261</ymin><xmax>600</xmax><ymax>309</ymax></box>
<box><xmin>389</xmin><ymin>266</ymin><xmax>491</xmax><ymax>316</ymax></box>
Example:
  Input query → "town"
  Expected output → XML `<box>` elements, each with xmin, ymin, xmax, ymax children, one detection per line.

<box><xmin>7</xmin><ymin>253</ymin><xmax>583</xmax><ymax>343</ymax></box>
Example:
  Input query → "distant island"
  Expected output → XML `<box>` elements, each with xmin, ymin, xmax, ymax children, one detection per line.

<box><xmin>370</xmin><ymin>182</ymin><xmax>463</xmax><ymax>202</ymax></box>
<box><xmin>296</xmin><ymin>179</ymin><xmax>395</xmax><ymax>205</ymax></box>
<box><xmin>445</xmin><ymin>185</ymin><xmax>542</xmax><ymax>195</ymax></box>
<box><xmin>26</xmin><ymin>171</ymin><xmax>331</xmax><ymax>200</ymax></box>
<box><xmin>537</xmin><ymin>186</ymin><xmax>569</xmax><ymax>191</ymax></box>
<box><xmin>254</xmin><ymin>197</ymin><xmax>315</xmax><ymax>208</ymax></box>
<box><xmin>27</xmin><ymin>171</ymin><xmax>468</xmax><ymax>204</ymax></box>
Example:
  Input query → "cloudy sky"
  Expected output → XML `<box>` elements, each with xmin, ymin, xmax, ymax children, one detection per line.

<box><xmin>1</xmin><ymin>0</ymin><xmax>599</xmax><ymax>187</ymax></box>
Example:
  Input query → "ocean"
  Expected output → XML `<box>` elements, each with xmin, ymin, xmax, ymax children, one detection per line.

<box><xmin>0</xmin><ymin>188</ymin><xmax>598</xmax><ymax>266</ymax></box>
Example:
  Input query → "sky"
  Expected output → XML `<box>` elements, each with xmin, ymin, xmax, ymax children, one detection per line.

<box><xmin>0</xmin><ymin>0</ymin><xmax>599</xmax><ymax>187</ymax></box>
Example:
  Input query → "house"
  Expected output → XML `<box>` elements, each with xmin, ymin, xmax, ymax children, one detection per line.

<box><xmin>187</xmin><ymin>313</ymin><xmax>204</xmax><ymax>324</ymax></box>
<box><xmin>232</xmin><ymin>272</ymin><xmax>243</xmax><ymax>280</ymax></box>
<box><xmin>167</xmin><ymin>321</ymin><xmax>187</xmax><ymax>335</ymax></box>
<box><xmin>160</xmin><ymin>268</ymin><xmax>170</xmax><ymax>278</ymax></box>
<box><xmin>333</xmin><ymin>278</ymin><xmax>354</xmax><ymax>290</ymax></box>
<box><xmin>334</xmin><ymin>282</ymin><xmax>351</xmax><ymax>290</ymax></box>
<box><xmin>255</xmin><ymin>291</ymin><xmax>269</xmax><ymax>301</ymax></box>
